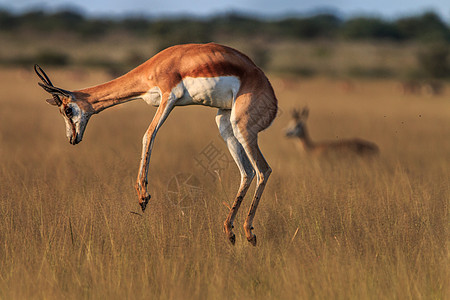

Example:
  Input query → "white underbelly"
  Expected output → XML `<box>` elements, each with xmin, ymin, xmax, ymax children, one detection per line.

<box><xmin>177</xmin><ymin>76</ymin><xmax>240</xmax><ymax>108</ymax></box>
<box><xmin>141</xmin><ymin>76</ymin><xmax>241</xmax><ymax>109</ymax></box>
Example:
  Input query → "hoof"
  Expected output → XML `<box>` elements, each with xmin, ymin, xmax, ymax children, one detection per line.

<box><xmin>224</xmin><ymin>224</ymin><xmax>236</xmax><ymax>245</ymax></box>
<box><xmin>140</xmin><ymin>202</ymin><xmax>147</xmax><ymax>212</ymax></box>
<box><xmin>247</xmin><ymin>234</ymin><xmax>257</xmax><ymax>246</ymax></box>
<box><xmin>140</xmin><ymin>195</ymin><xmax>151</xmax><ymax>212</ymax></box>
<box><xmin>228</xmin><ymin>233</ymin><xmax>236</xmax><ymax>245</ymax></box>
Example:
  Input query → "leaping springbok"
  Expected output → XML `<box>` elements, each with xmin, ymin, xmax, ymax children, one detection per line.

<box><xmin>35</xmin><ymin>43</ymin><xmax>278</xmax><ymax>246</ymax></box>
<box><xmin>285</xmin><ymin>107</ymin><xmax>379</xmax><ymax>157</ymax></box>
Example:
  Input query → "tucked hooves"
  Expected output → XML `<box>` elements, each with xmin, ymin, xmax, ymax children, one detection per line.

<box><xmin>140</xmin><ymin>194</ymin><xmax>151</xmax><ymax>212</ymax></box>
<box><xmin>247</xmin><ymin>235</ymin><xmax>257</xmax><ymax>246</ymax></box>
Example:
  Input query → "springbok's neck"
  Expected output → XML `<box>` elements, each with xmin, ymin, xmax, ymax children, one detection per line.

<box><xmin>72</xmin><ymin>70</ymin><xmax>150</xmax><ymax>114</ymax></box>
<box><xmin>298</xmin><ymin>125</ymin><xmax>315</xmax><ymax>151</ymax></box>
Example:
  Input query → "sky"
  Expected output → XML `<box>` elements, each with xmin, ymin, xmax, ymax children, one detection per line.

<box><xmin>1</xmin><ymin>0</ymin><xmax>450</xmax><ymax>20</ymax></box>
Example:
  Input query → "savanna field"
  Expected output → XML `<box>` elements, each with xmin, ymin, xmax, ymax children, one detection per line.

<box><xmin>0</xmin><ymin>66</ymin><xmax>449</xmax><ymax>299</ymax></box>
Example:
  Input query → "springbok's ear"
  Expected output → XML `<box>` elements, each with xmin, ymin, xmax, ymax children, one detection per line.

<box><xmin>38</xmin><ymin>82</ymin><xmax>71</xmax><ymax>97</ymax></box>
<box><xmin>46</xmin><ymin>98</ymin><xmax>60</xmax><ymax>106</ymax></box>
<box><xmin>301</xmin><ymin>107</ymin><xmax>309</xmax><ymax>119</ymax></box>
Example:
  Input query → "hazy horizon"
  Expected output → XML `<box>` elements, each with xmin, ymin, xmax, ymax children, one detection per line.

<box><xmin>1</xmin><ymin>0</ymin><xmax>449</xmax><ymax>20</ymax></box>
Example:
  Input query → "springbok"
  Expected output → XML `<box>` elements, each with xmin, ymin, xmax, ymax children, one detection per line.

<box><xmin>35</xmin><ymin>43</ymin><xmax>278</xmax><ymax>246</ymax></box>
<box><xmin>285</xmin><ymin>107</ymin><xmax>379</xmax><ymax>157</ymax></box>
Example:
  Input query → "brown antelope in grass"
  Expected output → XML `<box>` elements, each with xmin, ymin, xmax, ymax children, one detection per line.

<box><xmin>34</xmin><ymin>43</ymin><xmax>278</xmax><ymax>246</ymax></box>
<box><xmin>285</xmin><ymin>107</ymin><xmax>379</xmax><ymax>157</ymax></box>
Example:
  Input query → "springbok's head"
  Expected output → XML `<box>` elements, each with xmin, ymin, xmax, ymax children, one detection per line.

<box><xmin>285</xmin><ymin>107</ymin><xmax>309</xmax><ymax>138</ymax></box>
<box><xmin>35</xmin><ymin>65</ymin><xmax>92</xmax><ymax>145</ymax></box>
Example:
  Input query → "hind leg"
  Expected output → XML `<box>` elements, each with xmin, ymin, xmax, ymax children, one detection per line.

<box><xmin>230</xmin><ymin>92</ymin><xmax>276</xmax><ymax>246</ymax></box>
<box><xmin>236</xmin><ymin>135</ymin><xmax>271</xmax><ymax>246</ymax></box>
<box><xmin>216</xmin><ymin>109</ymin><xmax>255</xmax><ymax>245</ymax></box>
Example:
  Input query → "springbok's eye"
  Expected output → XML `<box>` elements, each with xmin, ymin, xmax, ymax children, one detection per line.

<box><xmin>64</xmin><ymin>106</ymin><xmax>73</xmax><ymax>118</ymax></box>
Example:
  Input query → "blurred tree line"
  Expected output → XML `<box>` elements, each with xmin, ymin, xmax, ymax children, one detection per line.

<box><xmin>0</xmin><ymin>9</ymin><xmax>448</xmax><ymax>79</ymax></box>
<box><xmin>0</xmin><ymin>9</ymin><xmax>448</xmax><ymax>42</ymax></box>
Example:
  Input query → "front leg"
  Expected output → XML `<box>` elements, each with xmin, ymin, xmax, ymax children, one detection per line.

<box><xmin>135</xmin><ymin>96</ymin><xmax>176</xmax><ymax>211</ymax></box>
<box><xmin>135</xmin><ymin>133</ymin><xmax>152</xmax><ymax>211</ymax></box>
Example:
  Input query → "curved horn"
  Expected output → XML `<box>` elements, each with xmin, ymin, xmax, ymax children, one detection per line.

<box><xmin>34</xmin><ymin>64</ymin><xmax>63</xmax><ymax>107</ymax></box>
<box><xmin>38</xmin><ymin>82</ymin><xmax>71</xmax><ymax>96</ymax></box>
<box><xmin>34</xmin><ymin>64</ymin><xmax>54</xmax><ymax>86</ymax></box>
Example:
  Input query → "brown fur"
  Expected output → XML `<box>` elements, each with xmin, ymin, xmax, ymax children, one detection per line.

<box><xmin>73</xmin><ymin>43</ymin><xmax>276</xmax><ymax>113</ymax></box>
<box><xmin>36</xmin><ymin>43</ymin><xmax>278</xmax><ymax>245</ymax></box>
<box><xmin>286</xmin><ymin>107</ymin><xmax>379</xmax><ymax>158</ymax></box>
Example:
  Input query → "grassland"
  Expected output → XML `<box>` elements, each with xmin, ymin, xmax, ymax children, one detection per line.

<box><xmin>0</xmin><ymin>67</ymin><xmax>448</xmax><ymax>299</ymax></box>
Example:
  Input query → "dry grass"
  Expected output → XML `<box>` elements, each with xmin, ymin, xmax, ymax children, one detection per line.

<box><xmin>0</xmin><ymin>67</ymin><xmax>448</xmax><ymax>299</ymax></box>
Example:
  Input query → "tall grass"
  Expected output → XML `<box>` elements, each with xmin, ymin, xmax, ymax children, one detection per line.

<box><xmin>0</xmin><ymin>67</ymin><xmax>448</xmax><ymax>299</ymax></box>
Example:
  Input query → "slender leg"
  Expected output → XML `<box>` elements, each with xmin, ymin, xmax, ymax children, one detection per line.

<box><xmin>216</xmin><ymin>109</ymin><xmax>255</xmax><ymax>244</ymax></box>
<box><xmin>230</xmin><ymin>93</ymin><xmax>277</xmax><ymax>246</ymax></box>
<box><xmin>239</xmin><ymin>140</ymin><xmax>271</xmax><ymax>246</ymax></box>
<box><xmin>135</xmin><ymin>96</ymin><xmax>176</xmax><ymax>211</ymax></box>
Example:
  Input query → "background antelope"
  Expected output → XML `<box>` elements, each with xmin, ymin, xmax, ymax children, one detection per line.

<box><xmin>35</xmin><ymin>43</ymin><xmax>278</xmax><ymax>246</ymax></box>
<box><xmin>285</xmin><ymin>107</ymin><xmax>379</xmax><ymax>157</ymax></box>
